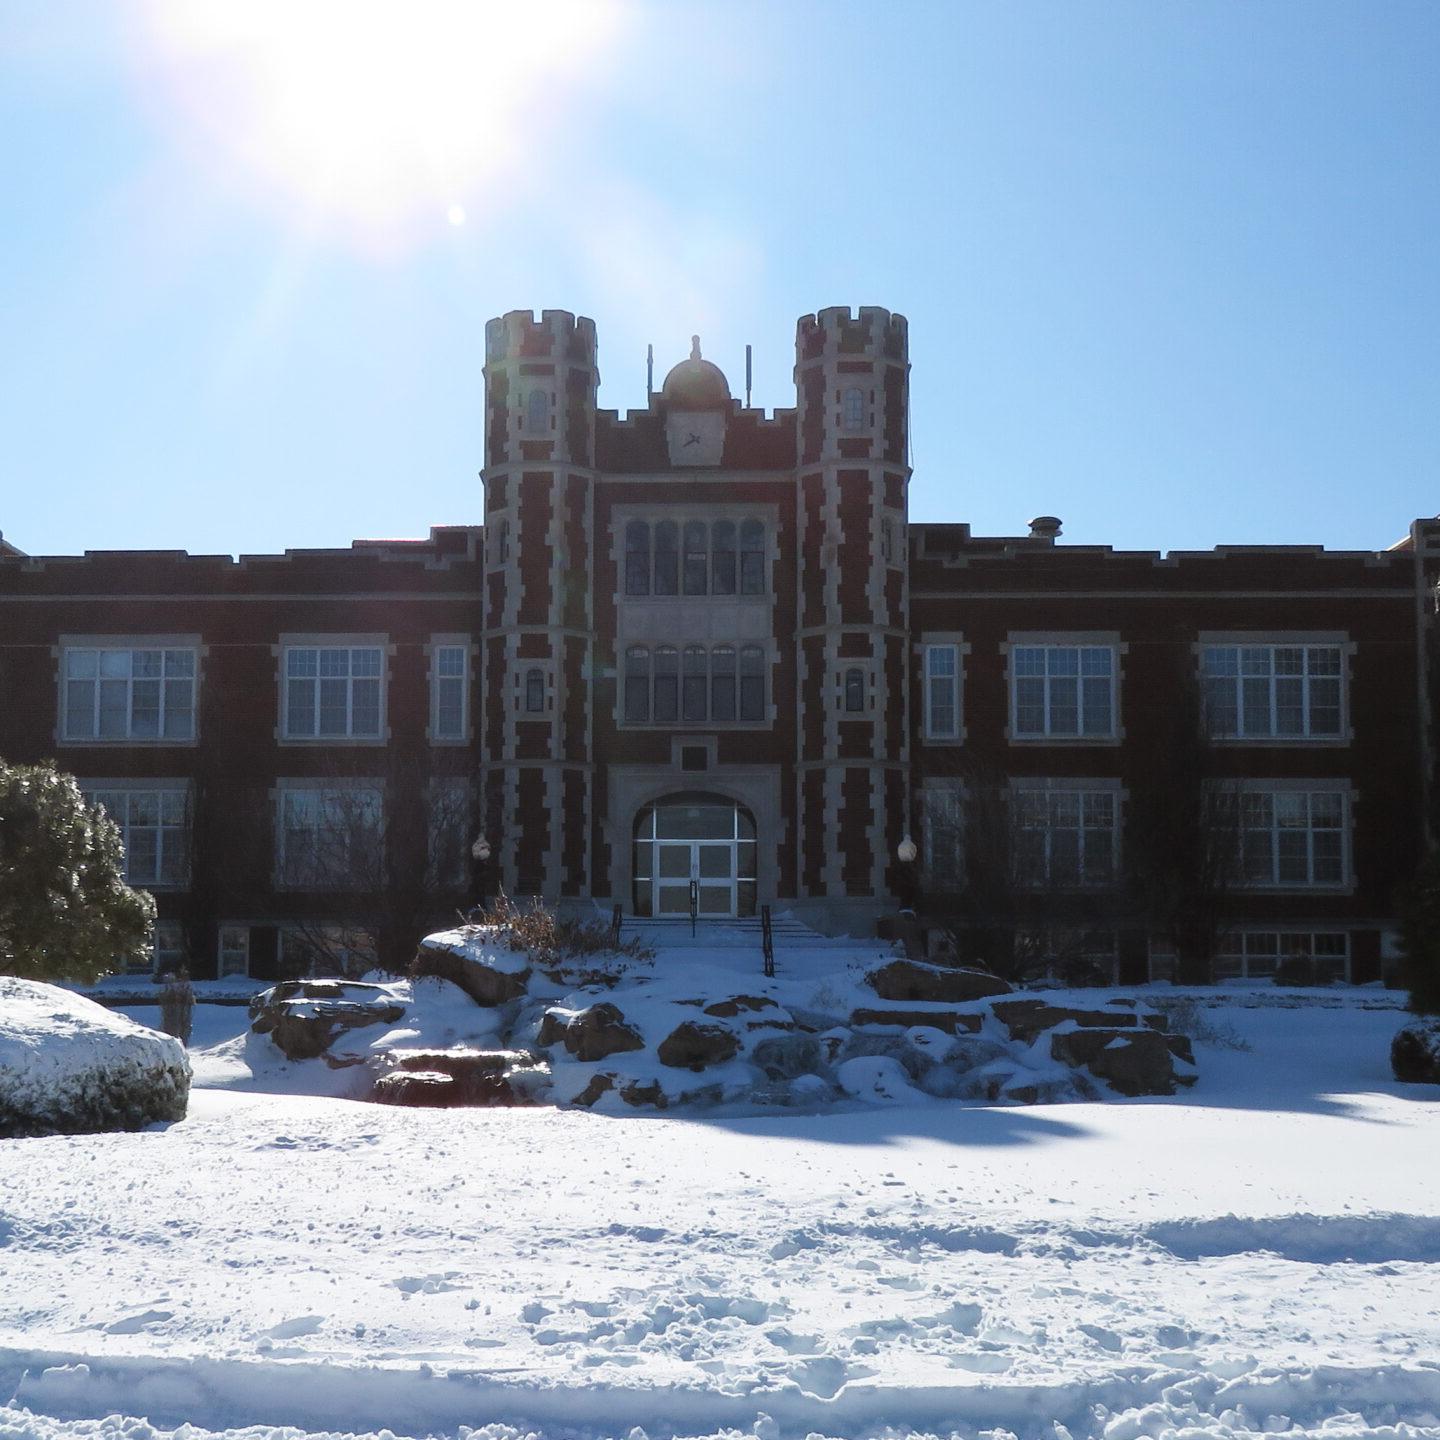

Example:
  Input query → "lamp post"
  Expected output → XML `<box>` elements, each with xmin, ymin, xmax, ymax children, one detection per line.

<box><xmin>470</xmin><ymin>833</ymin><xmax>492</xmax><ymax>919</ymax></box>
<box><xmin>896</xmin><ymin>834</ymin><xmax>919</xmax><ymax>915</ymax></box>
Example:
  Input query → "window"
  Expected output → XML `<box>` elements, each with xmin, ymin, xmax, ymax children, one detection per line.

<box><xmin>619</xmin><ymin>644</ymin><xmax>765</xmax><ymax>725</ymax></box>
<box><xmin>654</xmin><ymin>521</ymin><xmax>679</xmax><ymax>596</ymax></box>
<box><xmin>618</xmin><ymin>516</ymin><xmax>767</xmax><ymax>599</ymax></box>
<box><xmin>1201</xmin><ymin>644</ymin><xmax>1343</xmax><ymax>740</ymax></box>
<box><xmin>924</xmin><ymin>644</ymin><xmax>960</xmax><ymax>739</ymax></box>
<box><xmin>280</xmin><ymin>926</ymin><xmax>377</xmax><ymax>980</ymax></box>
<box><xmin>842</xmin><ymin>387</ymin><xmax>865</xmax><ymax>430</ymax></box>
<box><xmin>740</xmin><ymin>519</ymin><xmax>765</xmax><ymax>595</ymax></box>
<box><xmin>151</xmin><ymin>921</ymin><xmax>186</xmax><ymax>977</ymax></box>
<box><xmin>84</xmin><ymin>786</ymin><xmax>189</xmax><ymax>888</ymax></box>
<box><xmin>427</xmin><ymin>779</ymin><xmax>472</xmax><ymax>890</ymax></box>
<box><xmin>63</xmin><ymin>646</ymin><xmax>196</xmax><ymax>742</ymax></box>
<box><xmin>625</xmin><ymin>520</ymin><xmax>651</xmax><ymax>596</ymax></box>
<box><xmin>524</xmin><ymin>388</ymin><xmax>548</xmax><ymax>435</ymax></box>
<box><xmin>1014</xmin><ymin>785</ymin><xmax>1118</xmax><ymax>888</ymax></box>
<box><xmin>278</xmin><ymin>786</ymin><xmax>382</xmax><ymax>888</ymax></box>
<box><xmin>1012</xmin><ymin>645</ymin><xmax>1115</xmax><ymax>739</ymax></box>
<box><xmin>625</xmin><ymin>646</ymin><xmax>651</xmax><ymax>722</ymax></box>
<box><xmin>524</xmin><ymin>667</ymin><xmax>546</xmax><ymax>714</ymax></box>
<box><xmin>1235</xmin><ymin>787</ymin><xmax>1347</xmax><ymax>888</ymax></box>
<box><xmin>432</xmin><ymin>644</ymin><xmax>467</xmax><ymax>741</ymax></box>
<box><xmin>284</xmin><ymin>646</ymin><xmax>383</xmax><ymax>739</ymax></box>
<box><xmin>218</xmin><ymin>925</ymin><xmax>250</xmax><ymax>979</ymax></box>
<box><xmin>740</xmin><ymin>645</ymin><xmax>766</xmax><ymax>721</ymax></box>
<box><xmin>881</xmin><ymin>518</ymin><xmax>897</xmax><ymax>566</ymax></box>
<box><xmin>492</xmin><ymin>519</ymin><xmax>510</xmax><ymax>566</ymax></box>
<box><xmin>683</xmin><ymin>520</ymin><xmax>708</xmax><ymax>596</ymax></box>
<box><xmin>844</xmin><ymin>667</ymin><xmax>866</xmax><ymax>714</ymax></box>
<box><xmin>1216</xmin><ymin>931</ymin><xmax>1350</xmax><ymax>983</ymax></box>
<box><xmin>923</xmin><ymin>783</ymin><xmax>965</xmax><ymax>890</ymax></box>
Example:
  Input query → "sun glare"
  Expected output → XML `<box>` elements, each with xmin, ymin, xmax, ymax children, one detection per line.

<box><xmin>138</xmin><ymin>0</ymin><xmax>618</xmax><ymax>253</ymax></box>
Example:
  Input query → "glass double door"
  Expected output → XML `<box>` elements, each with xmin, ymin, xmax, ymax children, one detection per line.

<box><xmin>633</xmin><ymin>796</ymin><xmax>757</xmax><ymax>918</ymax></box>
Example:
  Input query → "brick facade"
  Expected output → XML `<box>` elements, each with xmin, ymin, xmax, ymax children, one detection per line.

<box><xmin>1</xmin><ymin>307</ymin><xmax>1434</xmax><ymax>982</ymax></box>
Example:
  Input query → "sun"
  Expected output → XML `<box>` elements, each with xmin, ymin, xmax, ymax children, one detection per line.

<box><xmin>137</xmin><ymin>0</ymin><xmax>619</xmax><ymax>253</ymax></box>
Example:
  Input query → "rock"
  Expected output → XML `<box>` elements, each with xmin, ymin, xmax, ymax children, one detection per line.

<box><xmin>536</xmin><ymin>1009</ymin><xmax>570</xmax><ymax>1047</ymax></box>
<box><xmin>703</xmin><ymin>995</ymin><xmax>777</xmax><ymax>1018</ymax></box>
<box><xmin>562</xmin><ymin>1002</ymin><xmax>645</xmax><ymax>1062</ymax></box>
<box><xmin>619</xmin><ymin>1079</ymin><xmax>668</xmax><ymax>1109</ymax></box>
<box><xmin>0</xmin><ymin>978</ymin><xmax>191</xmax><ymax>1139</ymax></box>
<box><xmin>570</xmin><ymin>1072</ymin><xmax>615</xmax><ymax>1107</ymax></box>
<box><xmin>1392</xmin><ymin>1018</ymin><xmax>1440</xmax><ymax>1084</ymax></box>
<box><xmin>865</xmin><ymin>959</ymin><xmax>1010</xmax><ymax>1004</ymax></box>
<box><xmin>1051</xmin><ymin>1027</ymin><xmax>1190</xmax><ymax>1096</ymax></box>
<box><xmin>849</xmin><ymin>1006</ymin><xmax>983</xmax><ymax>1034</ymax></box>
<box><xmin>372</xmin><ymin>1048</ymin><xmax>542</xmax><ymax>1107</ymax></box>
<box><xmin>752</xmin><ymin>1034</ymin><xmax>824</xmax><ymax>1080</ymax></box>
<box><xmin>993</xmin><ymin>998</ymin><xmax>1146</xmax><ymax>1044</ymax></box>
<box><xmin>658</xmin><ymin>1021</ymin><xmax>740</xmax><ymax>1071</ymax></box>
<box><xmin>249</xmin><ymin>980</ymin><xmax>406</xmax><ymax>1062</ymax></box>
<box><xmin>413</xmin><ymin>935</ymin><xmax>530</xmax><ymax>1006</ymax></box>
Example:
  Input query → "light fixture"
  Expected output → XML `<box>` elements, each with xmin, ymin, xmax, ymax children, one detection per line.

<box><xmin>897</xmin><ymin>835</ymin><xmax>918</xmax><ymax>864</ymax></box>
<box><xmin>471</xmin><ymin>834</ymin><xmax>492</xmax><ymax>862</ymax></box>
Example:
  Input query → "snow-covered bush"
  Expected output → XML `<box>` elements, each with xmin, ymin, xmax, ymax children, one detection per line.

<box><xmin>1398</xmin><ymin>848</ymin><xmax>1440</xmax><ymax>1015</ymax></box>
<box><xmin>0</xmin><ymin>976</ymin><xmax>190</xmax><ymax>1137</ymax></box>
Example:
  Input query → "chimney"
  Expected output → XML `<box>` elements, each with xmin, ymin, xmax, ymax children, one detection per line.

<box><xmin>1028</xmin><ymin>515</ymin><xmax>1062</xmax><ymax>543</ymax></box>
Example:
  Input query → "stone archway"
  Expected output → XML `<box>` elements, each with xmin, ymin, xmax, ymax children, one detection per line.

<box><xmin>631</xmin><ymin>792</ymin><xmax>757</xmax><ymax>918</ymax></box>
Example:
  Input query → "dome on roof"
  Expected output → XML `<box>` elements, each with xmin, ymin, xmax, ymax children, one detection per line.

<box><xmin>661</xmin><ymin>336</ymin><xmax>731</xmax><ymax>410</ymax></box>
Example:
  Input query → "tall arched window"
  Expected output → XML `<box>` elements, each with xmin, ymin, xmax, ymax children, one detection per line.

<box><xmin>624</xmin><ymin>647</ymin><xmax>650</xmax><ymax>722</ymax></box>
<box><xmin>653</xmin><ymin>521</ymin><xmax>679</xmax><ymax>596</ymax></box>
<box><xmin>525</xmin><ymin>388</ymin><xmax>548</xmax><ymax>435</ymax></box>
<box><xmin>842</xmin><ymin>387</ymin><xmax>865</xmax><ymax>431</ymax></box>
<box><xmin>625</xmin><ymin>520</ymin><xmax>651</xmax><ymax>596</ymax></box>
<box><xmin>711</xmin><ymin>645</ymin><xmax>736</xmax><ymax>721</ymax></box>
<box><xmin>524</xmin><ymin>668</ymin><xmax>545</xmax><ymax>713</ymax></box>
<box><xmin>683</xmin><ymin>520</ymin><xmax>708</xmax><ymax>597</ymax></box>
<box><xmin>711</xmin><ymin>520</ymin><xmax>737</xmax><ymax>595</ymax></box>
<box><xmin>653</xmin><ymin>646</ymin><xmax>679</xmax><ymax>722</ymax></box>
<box><xmin>844</xmin><ymin>667</ymin><xmax>865</xmax><ymax>713</ymax></box>
<box><xmin>682</xmin><ymin>645</ymin><xmax>708</xmax><ymax>722</ymax></box>
<box><xmin>492</xmin><ymin>519</ymin><xmax>510</xmax><ymax>566</ymax></box>
<box><xmin>739</xmin><ymin>645</ymin><xmax>765</xmax><ymax>720</ymax></box>
<box><xmin>739</xmin><ymin>519</ymin><xmax>765</xmax><ymax>596</ymax></box>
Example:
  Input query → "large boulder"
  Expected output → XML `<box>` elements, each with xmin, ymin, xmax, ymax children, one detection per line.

<box><xmin>557</xmin><ymin>1002</ymin><xmax>645</xmax><ymax>1062</ymax></box>
<box><xmin>249</xmin><ymin>980</ymin><xmax>406</xmax><ymax>1061</ymax></box>
<box><xmin>657</xmin><ymin>1020</ymin><xmax>740</xmax><ymax>1071</ymax></box>
<box><xmin>993</xmin><ymin>998</ymin><xmax>1151</xmax><ymax>1044</ymax></box>
<box><xmin>865</xmin><ymin>959</ymin><xmax>1011</xmax><ymax>1004</ymax></box>
<box><xmin>0</xmin><ymin>978</ymin><xmax>190</xmax><ymax>1138</ymax></box>
<box><xmin>1392</xmin><ymin>1018</ymin><xmax>1440</xmax><ymax>1084</ymax></box>
<box><xmin>1050</xmin><ymin>1027</ymin><xmax>1193</xmax><ymax>1097</ymax></box>
<box><xmin>413</xmin><ymin>929</ymin><xmax>531</xmax><ymax>1006</ymax></box>
<box><xmin>849</xmin><ymin>1006</ymin><xmax>983</xmax><ymax>1034</ymax></box>
<box><xmin>371</xmin><ymin>1048</ymin><xmax>545</xmax><ymax>1107</ymax></box>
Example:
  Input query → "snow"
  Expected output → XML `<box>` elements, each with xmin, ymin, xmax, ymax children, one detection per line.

<box><xmin>0</xmin><ymin>977</ymin><xmax>190</xmax><ymax>1136</ymax></box>
<box><xmin>1</xmin><ymin>951</ymin><xmax>1436</xmax><ymax>1440</ymax></box>
<box><xmin>421</xmin><ymin>927</ymin><xmax>533</xmax><ymax>976</ymax></box>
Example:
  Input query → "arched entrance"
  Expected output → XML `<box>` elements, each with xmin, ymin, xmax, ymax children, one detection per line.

<box><xmin>632</xmin><ymin>793</ymin><xmax>757</xmax><ymax>918</ymax></box>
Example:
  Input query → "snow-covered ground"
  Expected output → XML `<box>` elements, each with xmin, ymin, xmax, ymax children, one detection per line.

<box><xmin>1</xmin><ymin>972</ymin><xmax>1436</xmax><ymax>1440</ymax></box>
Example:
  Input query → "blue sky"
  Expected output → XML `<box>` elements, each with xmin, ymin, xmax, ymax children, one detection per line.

<box><xmin>1</xmin><ymin>1</ymin><xmax>1436</xmax><ymax>558</ymax></box>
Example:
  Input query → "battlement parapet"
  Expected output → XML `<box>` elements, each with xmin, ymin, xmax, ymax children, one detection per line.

<box><xmin>796</xmin><ymin>306</ymin><xmax>908</xmax><ymax>363</ymax></box>
<box><xmin>486</xmin><ymin>309</ymin><xmax>597</xmax><ymax>365</ymax></box>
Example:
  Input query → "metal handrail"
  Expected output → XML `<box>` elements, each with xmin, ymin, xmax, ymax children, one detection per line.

<box><xmin>761</xmin><ymin>904</ymin><xmax>775</xmax><ymax>977</ymax></box>
<box><xmin>689</xmin><ymin>879</ymin><xmax>698</xmax><ymax>938</ymax></box>
<box><xmin>609</xmin><ymin>904</ymin><xmax>622</xmax><ymax>947</ymax></box>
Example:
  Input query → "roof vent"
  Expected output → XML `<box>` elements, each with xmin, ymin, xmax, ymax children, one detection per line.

<box><xmin>1028</xmin><ymin>515</ymin><xmax>1062</xmax><ymax>542</ymax></box>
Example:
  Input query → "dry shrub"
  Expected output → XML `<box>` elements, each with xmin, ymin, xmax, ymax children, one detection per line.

<box><xmin>461</xmin><ymin>894</ymin><xmax>653</xmax><ymax>987</ymax></box>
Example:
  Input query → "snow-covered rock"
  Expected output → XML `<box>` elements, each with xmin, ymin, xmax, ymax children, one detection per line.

<box><xmin>0</xmin><ymin>976</ymin><xmax>190</xmax><ymax>1138</ymax></box>
<box><xmin>413</xmin><ymin>926</ymin><xmax>532</xmax><ymax>1005</ymax></box>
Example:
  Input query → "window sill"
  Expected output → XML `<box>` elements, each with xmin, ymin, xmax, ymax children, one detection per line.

<box><xmin>1006</xmin><ymin>735</ymin><xmax>1122</xmax><ymax>747</ymax></box>
<box><xmin>276</xmin><ymin>736</ymin><xmax>389</xmax><ymax>747</ymax></box>
<box><xmin>58</xmin><ymin>737</ymin><xmax>199</xmax><ymax>747</ymax></box>
<box><xmin>617</xmin><ymin>721</ymin><xmax>770</xmax><ymax>731</ymax></box>
<box><xmin>1207</xmin><ymin>736</ymin><xmax>1352</xmax><ymax>748</ymax></box>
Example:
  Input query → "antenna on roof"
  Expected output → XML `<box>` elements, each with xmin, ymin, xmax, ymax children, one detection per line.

<box><xmin>745</xmin><ymin>344</ymin><xmax>752</xmax><ymax>408</ymax></box>
<box><xmin>646</xmin><ymin>344</ymin><xmax>654</xmax><ymax>404</ymax></box>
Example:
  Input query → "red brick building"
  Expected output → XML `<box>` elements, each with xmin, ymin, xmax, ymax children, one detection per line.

<box><xmin>1</xmin><ymin>306</ymin><xmax>1433</xmax><ymax>983</ymax></box>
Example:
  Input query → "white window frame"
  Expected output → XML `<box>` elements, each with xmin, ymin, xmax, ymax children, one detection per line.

<box><xmin>278</xmin><ymin>635</ymin><xmax>388</xmax><ymax>744</ymax></box>
<box><xmin>609</xmin><ymin>505</ymin><xmax>777</xmax><ymax>604</ymax></box>
<box><xmin>429</xmin><ymin>637</ymin><xmax>470</xmax><ymax>744</ymax></box>
<box><xmin>217</xmin><ymin>924</ymin><xmax>251</xmax><ymax>979</ymax></box>
<box><xmin>841</xmin><ymin>386</ymin><xmax>867</xmax><ymax>432</ymax></box>
<box><xmin>836</xmin><ymin>661</ymin><xmax>879</xmax><ymax>716</ymax></box>
<box><xmin>1011</xmin><ymin>778</ymin><xmax>1122</xmax><ymax>890</ymax></box>
<box><xmin>617</xmin><ymin>642</ymin><xmax>770</xmax><ymax>729</ymax></box>
<box><xmin>1007</xmin><ymin>634</ymin><xmax>1122</xmax><ymax>743</ymax></box>
<box><xmin>59</xmin><ymin>637</ymin><xmax>200</xmax><ymax>745</ymax></box>
<box><xmin>275</xmin><ymin>780</ymin><xmax>384</xmax><ymax>890</ymax></box>
<box><xmin>921</xmin><ymin>639</ymin><xmax>964</xmax><ymax>742</ymax></box>
<box><xmin>1215</xmin><ymin>930</ymin><xmax>1351</xmax><ymax>983</ymax></box>
<box><xmin>81</xmin><ymin>780</ymin><xmax>191</xmax><ymax>890</ymax></box>
<box><xmin>1230</xmin><ymin>780</ymin><xmax>1352</xmax><ymax>891</ymax></box>
<box><xmin>1197</xmin><ymin>634</ymin><xmax>1350</xmax><ymax>743</ymax></box>
<box><xmin>922</xmin><ymin>780</ymin><xmax>966</xmax><ymax>891</ymax></box>
<box><xmin>150</xmin><ymin>920</ymin><xmax>186</xmax><ymax>978</ymax></box>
